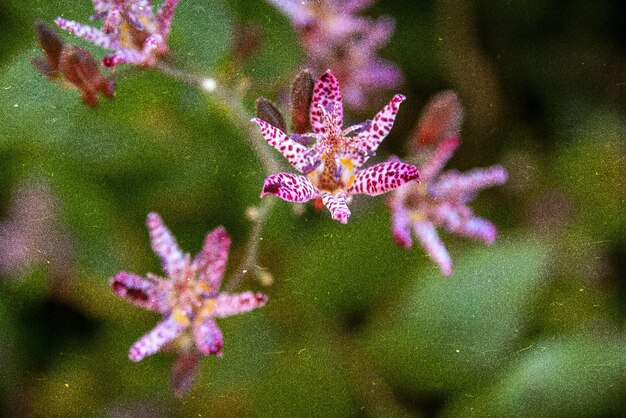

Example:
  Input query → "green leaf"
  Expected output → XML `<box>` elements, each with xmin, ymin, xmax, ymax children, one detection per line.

<box><xmin>443</xmin><ymin>337</ymin><xmax>626</xmax><ymax>417</ymax></box>
<box><xmin>364</xmin><ymin>237</ymin><xmax>547</xmax><ymax>393</ymax></box>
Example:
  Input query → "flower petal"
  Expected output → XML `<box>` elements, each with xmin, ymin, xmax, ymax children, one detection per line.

<box><xmin>434</xmin><ymin>203</ymin><xmax>498</xmax><ymax>244</ymax></box>
<box><xmin>146</xmin><ymin>212</ymin><xmax>186</xmax><ymax>280</ymax></box>
<box><xmin>213</xmin><ymin>291</ymin><xmax>268</xmax><ymax>318</ymax></box>
<box><xmin>310</xmin><ymin>70</ymin><xmax>343</xmax><ymax>133</ymax></box>
<box><xmin>432</xmin><ymin>165</ymin><xmax>508</xmax><ymax>199</ymax></box>
<box><xmin>261</xmin><ymin>173</ymin><xmax>320</xmax><ymax>203</ymax></box>
<box><xmin>347</xmin><ymin>160</ymin><xmax>419</xmax><ymax>196</ymax></box>
<box><xmin>251</xmin><ymin>118</ymin><xmax>317</xmax><ymax>173</ymax></box>
<box><xmin>321</xmin><ymin>192</ymin><xmax>351</xmax><ymax>224</ymax></box>
<box><xmin>413</xmin><ymin>221</ymin><xmax>452</xmax><ymax>276</ymax></box>
<box><xmin>350</xmin><ymin>94</ymin><xmax>405</xmax><ymax>166</ymax></box>
<box><xmin>109</xmin><ymin>271</ymin><xmax>168</xmax><ymax>312</ymax></box>
<box><xmin>420</xmin><ymin>136</ymin><xmax>460</xmax><ymax>183</ymax></box>
<box><xmin>192</xmin><ymin>316</ymin><xmax>224</xmax><ymax>357</ymax></box>
<box><xmin>156</xmin><ymin>0</ymin><xmax>180</xmax><ymax>39</ymax></box>
<box><xmin>170</xmin><ymin>353</ymin><xmax>200</xmax><ymax>398</ymax></box>
<box><xmin>55</xmin><ymin>17</ymin><xmax>116</xmax><ymax>50</ymax></box>
<box><xmin>192</xmin><ymin>226</ymin><xmax>231</xmax><ymax>291</ymax></box>
<box><xmin>388</xmin><ymin>195</ymin><xmax>413</xmax><ymax>248</ymax></box>
<box><xmin>129</xmin><ymin>315</ymin><xmax>187</xmax><ymax>362</ymax></box>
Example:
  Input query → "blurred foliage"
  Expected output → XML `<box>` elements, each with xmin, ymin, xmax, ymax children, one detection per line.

<box><xmin>0</xmin><ymin>0</ymin><xmax>624</xmax><ymax>417</ymax></box>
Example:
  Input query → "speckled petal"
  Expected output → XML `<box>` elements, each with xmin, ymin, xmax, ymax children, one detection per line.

<box><xmin>129</xmin><ymin>315</ymin><xmax>187</xmax><ymax>362</ymax></box>
<box><xmin>261</xmin><ymin>173</ymin><xmax>320</xmax><ymax>203</ymax></box>
<box><xmin>251</xmin><ymin>118</ymin><xmax>317</xmax><ymax>173</ymax></box>
<box><xmin>109</xmin><ymin>271</ymin><xmax>168</xmax><ymax>312</ymax></box>
<box><xmin>310</xmin><ymin>70</ymin><xmax>343</xmax><ymax>133</ymax></box>
<box><xmin>413</xmin><ymin>221</ymin><xmax>453</xmax><ymax>276</ymax></box>
<box><xmin>192</xmin><ymin>316</ymin><xmax>224</xmax><ymax>357</ymax></box>
<box><xmin>321</xmin><ymin>192</ymin><xmax>351</xmax><ymax>224</ymax></box>
<box><xmin>420</xmin><ymin>136</ymin><xmax>460</xmax><ymax>183</ymax></box>
<box><xmin>347</xmin><ymin>160</ymin><xmax>419</xmax><ymax>196</ymax></box>
<box><xmin>432</xmin><ymin>165</ymin><xmax>509</xmax><ymax>199</ymax></box>
<box><xmin>434</xmin><ymin>203</ymin><xmax>498</xmax><ymax>244</ymax></box>
<box><xmin>193</xmin><ymin>226</ymin><xmax>231</xmax><ymax>291</ymax></box>
<box><xmin>157</xmin><ymin>0</ymin><xmax>180</xmax><ymax>38</ymax></box>
<box><xmin>389</xmin><ymin>195</ymin><xmax>413</xmax><ymax>248</ymax></box>
<box><xmin>350</xmin><ymin>94</ymin><xmax>405</xmax><ymax>166</ymax></box>
<box><xmin>146</xmin><ymin>213</ymin><xmax>186</xmax><ymax>279</ymax></box>
<box><xmin>213</xmin><ymin>292</ymin><xmax>268</xmax><ymax>318</ymax></box>
<box><xmin>55</xmin><ymin>17</ymin><xmax>117</xmax><ymax>50</ymax></box>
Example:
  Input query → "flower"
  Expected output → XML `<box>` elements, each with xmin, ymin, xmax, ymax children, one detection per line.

<box><xmin>388</xmin><ymin>92</ymin><xmax>508</xmax><ymax>276</ymax></box>
<box><xmin>33</xmin><ymin>21</ymin><xmax>114</xmax><ymax>107</ymax></box>
<box><xmin>55</xmin><ymin>0</ymin><xmax>180</xmax><ymax>68</ymax></box>
<box><xmin>267</xmin><ymin>0</ymin><xmax>403</xmax><ymax>109</ymax></box>
<box><xmin>252</xmin><ymin>70</ymin><xmax>419</xmax><ymax>224</ymax></box>
<box><xmin>110</xmin><ymin>213</ymin><xmax>267</xmax><ymax>363</ymax></box>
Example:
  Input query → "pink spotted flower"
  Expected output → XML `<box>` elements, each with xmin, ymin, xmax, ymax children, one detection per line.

<box><xmin>55</xmin><ymin>0</ymin><xmax>180</xmax><ymax>68</ymax></box>
<box><xmin>110</xmin><ymin>213</ymin><xmax>267</xmax><ymax>365</ymax></box>
<box><xmin>252</xmin><ymin>70</ymin><xmax>419</xmax><ymax>224</ymax></box>
<box><xmin>267</xmin><ymin>0</ymin><xmax>403</xmax><ymax>108</ymax></box>
<box><xmin>389</xmin><ymin>92</ymin><xmax>508</xmax><ymax>276</ymax></box>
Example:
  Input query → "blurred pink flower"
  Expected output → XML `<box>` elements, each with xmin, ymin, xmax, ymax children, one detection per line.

<box><xmin>55</xmin><ymin>0</ymin><xmax>180</xmax><ymax>68</ymax></box>
<box><xmin>268</xmin><ymin>0</ymin><xmax>403</xmax><ymax>108</ymax></box>
<box><xmin>0</xmin><ymin>182</ymin><xmax>73</xmax><ymax>280</ymax></box>
<box><xmin>110</xmin><ymin>213</ymin><xmax>267</xmax><ymax>365</ymax></box>
<box><xmin>252</xmin><ymin>70</ymin><xmax>418</xmax><ymax>223</ymax></box>
<box><xmin>388</xmin><ymin>92</ymin><xmax>508</xmax><ymax>276</ymax></box>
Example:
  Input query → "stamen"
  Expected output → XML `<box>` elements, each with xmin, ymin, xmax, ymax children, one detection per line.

<box><xmin>301</xmin><ymin>159</ymin><xmax>322</xmax><ymax>174</ymax></box>
<box><xmin>333</xmin><ymin>162</ymin><xmax>343</xmax><ymax>180</ymax></box>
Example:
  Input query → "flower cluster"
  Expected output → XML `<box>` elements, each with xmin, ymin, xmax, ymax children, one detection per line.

<box><xmin>389</xmin><ymin>92</ymin><xmax>508</xmax><ymax>276</ymax></box>
<box><xmin>252</xmin><ymin>70</ymin><xmax>419</xmax><ymax>223</ymax></box>
<box><xmin>110</xmin><ymin>213</ymin><xmax>267</xmax><ymax>393</ymax></box>
<box><xmin>55</xmin><ymin>0</ymin><xmax>180</xmax><ymax>68</ymax></box>
<box><xmin>268</xmin><ymin>0</ymin><xmax>403</xmax><ymax>108</ymax></box>
<box><xmin>33</xmin><ymin>21</ymin><xmax>114</xmax><ymax>107</ymax></box>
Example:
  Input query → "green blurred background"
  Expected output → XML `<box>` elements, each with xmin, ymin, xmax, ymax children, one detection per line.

<box><xmin>0</xmin><ymin>0</ymin><xmax>625</xmax><ymax>416</ymax></box>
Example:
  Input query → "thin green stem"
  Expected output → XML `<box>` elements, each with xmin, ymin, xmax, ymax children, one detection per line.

<box><xmin>154</xmin><ymin>60</ymin><xmax>280</xmax><ymax>290</ymax></box>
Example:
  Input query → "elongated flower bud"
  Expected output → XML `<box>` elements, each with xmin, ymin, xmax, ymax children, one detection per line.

<box><xmin>290</xmin><ymin>69</ymin><xmax>314</xmax><ymax>133</ymax></box>
<box><xmin>255</xmin><ymin>97</ymin><xmax>287</xmax><ymax>133</ymax></box>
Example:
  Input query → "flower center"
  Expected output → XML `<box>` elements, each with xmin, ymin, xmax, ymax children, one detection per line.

<box><xmin>168</xmin><ymin>264</ymin><xmax>215</xmax><ymax>322</ymax></box>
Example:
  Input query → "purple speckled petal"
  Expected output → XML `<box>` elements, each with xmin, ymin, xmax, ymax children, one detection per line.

<box><xmin>193</xmin><ymin>227</ymin><xmax>231</xmax><ymax>292</ymax></box>
<box><xmin>347</xmin><ymin>160</ymin><xmax>419</xmax><ymax>196</ymax></box>
<box><xmin>350</xmin><ymin>94</ymin><xmax>405</xmax><ymax>167</ymax></box>
<box><xmin>192</xmin><ymin>315</ymin><xmax>224</xmax><ymax>357</ymax></box>
<box><xmin>146</xmin><ymin>212</ymin><xmax>187</xmax><ymax>280</ymax></box>
<box><xmin>55</xmin><ymin>17</ymin><xmax>117</xmax><ymax>50</ymax></box>
<box><xmin>310</xmin><ymin>70</ymin><xmax>343</xmax><ymax>133</ymax></box>
<box><xmin>321</xmin><ymin>192</ymin><xmax>351</xmax><ymax>224</ymax></box>
<box><xmin>129</xmin><ymin>314</ymin><xmax>187</xmax><ymax>362</ymax></box>
<box><xmin>413</xmin><ymin>221</ymin><xmax>453</xmax><ymax>277</ymax></box>
<box><xmin>419</xmin><ymin>136</ymin><xmax>461</xmax><ymax>183</ymax></box>
<box><xmin>213</xmin><ymin>292</ymin><xmax>268</xmax><ymax>318</ymax></box>
<box><xmin>109</xmin><ymin>271</ymin><xmax>168</xmax><ymax>312</ymax></box>
<box><xmin>389</xmin><ymin>194</ymin><xmax>413</xmax><ymax>248</ymax></box>
<box><xmin>251</xmin><ymin>118</ymin><xmax>317</xmax><ymax>173</ymax></box>
<box><xmin>432</xmin><ymin>165</ymin><xmax>509</xmax><ymax>199</ymax></box>
<box><xmin>261</xmin><ymin>173</ymin><xmax>320</xmax><ymax>203</ymax></box>
<box><xmin>156</xmin><ymin>0</ymin><xmax>180</xmax><ymax>38</ymax></box>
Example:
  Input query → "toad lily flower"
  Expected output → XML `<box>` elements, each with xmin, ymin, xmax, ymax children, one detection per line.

<box><xmin>389</xmin><ymin>136</ymin><xmax>508</xmax><ymax>276</ymax></box>
<box><xmin>252</xmin><ymin>70</ymin><xmax>419</xmax><ymax>224</ymax></box>
<box><xmin>110</xmin><ymin>213</ymin><xmax>267</xmax><ymax>362</ymax></box>
<box><xmin>55</xmin><ymin>0</ymin><xmax>180</xmax><ymax>68</ymax></box>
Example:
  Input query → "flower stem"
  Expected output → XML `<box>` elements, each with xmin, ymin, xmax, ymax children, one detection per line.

<box><xmin>154</xmin><ymin>60</ymin><xmax>281</xmax><ymax>290</ymax></box>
